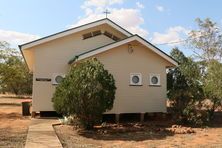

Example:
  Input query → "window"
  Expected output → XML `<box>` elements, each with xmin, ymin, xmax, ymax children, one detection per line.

<box><xmin>130</xmin><ymin>73</ymin><xmax>142</xmax><ymax>86</ymax></box>
<box><xmin>52</xmin><ymin>73</ymin><xmax>65</xmax><ymax>85</ymax></box>
<box><xmin>132</xmin><ymin>75</ymin><xmax>140</xmax><ymax>83</ymax></box>
<box><xmin>149</xmin><ymin>74</ymin><xmax>160</xmax><ymax>86</ymax></box>
<box><xmin>55</xmin><ymin>75</ymin><xmax>64</xmax><ymax>84</ymax></box>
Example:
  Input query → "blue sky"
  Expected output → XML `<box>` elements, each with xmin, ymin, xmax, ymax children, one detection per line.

<box><xmin>0</xmin><ymin>0</ymin><xmax>222</xmax><ymax>56</ymax></box>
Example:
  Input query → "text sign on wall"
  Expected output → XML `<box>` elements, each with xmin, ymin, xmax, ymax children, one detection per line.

<box><xmin>36</xmin><ymin>78</ymin><xmax>51</xmax><ymax>82</ymax></box>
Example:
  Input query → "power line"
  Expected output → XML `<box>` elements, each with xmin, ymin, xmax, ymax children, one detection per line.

<box><xmin>154</xmin><ymin>34</ymin><xmax>203</xmax><ymax>46</ymax></box>
<box><xmin>154</xmin><ymin>39</ymin><xmax>188</xmax><ymax>46</ymax></box>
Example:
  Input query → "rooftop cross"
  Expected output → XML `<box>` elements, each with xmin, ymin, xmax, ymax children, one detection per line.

<box><xmin>103</xmin><ymin>9</ymin><xmax>111</xmax><ymax>18</ymax></box>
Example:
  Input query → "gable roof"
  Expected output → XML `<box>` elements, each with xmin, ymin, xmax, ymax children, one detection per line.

<box><xmin>68</xmin><ymin>35</ymin><xmax>178</xmax><ymax>66</ymax></box>
<box><xmin>19</xmin><ymin>18</ymin><xmax>132</xmax><ymax>50</ymax></box>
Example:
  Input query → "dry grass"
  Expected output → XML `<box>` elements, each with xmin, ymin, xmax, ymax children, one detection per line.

<box><xmin>0</xmin><ymin>97</ymin><xmax>31</xmax><ymax>148</ymax></box>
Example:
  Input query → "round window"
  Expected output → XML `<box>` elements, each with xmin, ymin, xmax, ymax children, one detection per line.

<box><xmin>55</xmin><ymin>75</ymin><xmax>64</xmax><ymax>84</ymax></box>
<box><xmin>151</xmin><ymin>76</ymin><xmax>158</xmax><ymax>84</ymax></box>
<box><xmin>132</xmin><ymin>75</ymin><xmax>140</xmax><ymax>84</ymax></box>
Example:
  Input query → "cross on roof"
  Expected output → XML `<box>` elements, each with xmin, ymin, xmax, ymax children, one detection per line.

<box><xmin>103</xmin><ymin>9</ymin><xmax>111</xmax><ymax>18</ymax></box>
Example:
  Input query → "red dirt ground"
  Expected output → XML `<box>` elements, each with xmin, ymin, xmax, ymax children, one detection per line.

<box><xmin>0</xmin><ymin>97</ymin><xmax>31</xmax><ymax>148</ymax></box>
<box><xmin>54</xmin><ymin>116</ymin><xmax>222</xmax><ymax>148</ymax></box>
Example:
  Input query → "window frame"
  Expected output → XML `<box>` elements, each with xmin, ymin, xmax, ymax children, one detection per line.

<box><xmin>130</xmin><ymin>73</ymin><xmax>142</xmax><ymax>86</ymax></box>
<box><xmin>149</xmin><ymin>74</ymin><xmax>161</xmax><ymax>86</ymax></box>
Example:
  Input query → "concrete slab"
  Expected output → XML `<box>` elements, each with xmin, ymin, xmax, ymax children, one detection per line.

<box><xmin>25</xmin><ymin>118</ymin><xmax>62</xmax><ymax>148</ymax></box>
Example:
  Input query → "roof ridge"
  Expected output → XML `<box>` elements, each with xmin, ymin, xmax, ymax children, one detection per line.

<box><xmin>19</xmin><ymin>18</ymin><xmax>107</xmax><ymax>47</ymax></box>
<box><xmin>19</xmin><ymin>18</ymin><xmax>133</xmax><ymax>48</ymax></box>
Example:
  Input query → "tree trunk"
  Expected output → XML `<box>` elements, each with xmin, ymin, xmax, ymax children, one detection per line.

<box><xmin>208</xmin><ymin>99</ymin><xmax>217</xmax><ymax>120</ymax></box>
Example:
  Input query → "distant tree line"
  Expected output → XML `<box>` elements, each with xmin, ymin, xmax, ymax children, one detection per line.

<box><xmin>0</xmin><ymin>41</ymin><xmax>32</xmax><ymax>95</ymax></box>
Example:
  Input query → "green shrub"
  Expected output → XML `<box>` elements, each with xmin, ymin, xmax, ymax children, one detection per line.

<box><xmin>52</xmin><ymin>58</ymin><xmax>116</xmax><ymax>129</ymax></box>
<box><xmin>178</xmin><ymin>104</ymin><xmax>209</xmax><ymax>126</ymax></box>
<box><xmin>167</xmin><ymin>48</ymin><xmax>206</xmax><ymax>126</ymax></box>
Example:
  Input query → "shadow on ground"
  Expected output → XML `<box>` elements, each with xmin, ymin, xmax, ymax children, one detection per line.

<box><xmin>77</xmin><ymin>121</ymin><xmax>175</xmax><ymax>141</ymax></box>
<box><xmin>76</xmin><ymin>111</ymin><xmax>222</xmax><ymax>141</ymax></box>
<box><xmin>208</xmin><ymin>111</ymin><xmax>222</xmax><ymax>128</ymax></box>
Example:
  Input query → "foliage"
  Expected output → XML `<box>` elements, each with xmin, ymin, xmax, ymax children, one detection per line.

<box><xmin>187</xmin><ymin>18</ymin><xmax>222</xmax><ymax>62</ymax></box>
<box><xmin>0</xmin><ymin>41</ymin><xmax>32</xmax><ymax>95</ymax></box>
<box><xmin>167</xmin><ymin>48</ymin><xmax>205</xmax><ymax>125</ymax></box>
<box><xmin>53</xmin><ymin>58</ymin><xmax>116</xmax><ymax>129</ymax></box>
<box><xmin>188</xmin><ymin>18</ymin><xmax>222</xmax><ymax>119</ymax></box>
<box><xmin>204</xmin><ymin>60</ymin><xmax>222</xmax><ymax>119</ymax></box>
<box><xmin>182</xmin><ymin>103</ymin><xmax>209</xmax><ymax>126</ymax></box>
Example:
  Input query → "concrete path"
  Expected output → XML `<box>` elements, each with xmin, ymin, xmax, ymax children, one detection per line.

<box><xmin>25</xmin><ymin>118</ymin><xmax>63</xmax><ymax>148</ymax></box>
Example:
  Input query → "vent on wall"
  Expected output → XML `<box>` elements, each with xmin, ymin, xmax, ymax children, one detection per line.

<box><xmin>82</xmin><ymin>32</ymin><xmax>92</xmax><ymax>39</ymax></box>
<box><xmin>104</xmin><ymin>31</ymin><xmax>120</xmax><ymax>41</ymax></box>
<box><xmin>82</xmin><ymin>30</ymin><xmax>121</xmax><ymax>41</ymax></box>
<box><xmin>92</xmin><ymin>30</ymin><xmax>102</xmax><ymax>36</ymax></box>
<box><xmin>82</xmin><ymin>30</ymin><xmax>120</xmax><ymax>41</ymax></box>
<box><xmin>112</xmin><ymin>35</ymin><xmax>120</xmax><ymax>41</ymax></box>
<box><xmin>104</xmin><ymin>31</ymin><xmax>113</xmax><ymax>38</ymax></box>
<box><xmin>82</xmin><ymin>30</ymin><xmax>102</xmax><ymax>40</ymax></box>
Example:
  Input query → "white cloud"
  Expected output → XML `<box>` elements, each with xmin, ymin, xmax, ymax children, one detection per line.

<box><xmin>151</xmin><ymin>26</ymin><xmax>190</xmax><ymax>46</ymax></box>
<box><xmin>156</xmin><ymin>5</ymin><xmax>165</xmax><ymax>12</ymax></box>
<box><xmin>136</xmin><ymin>2</ymin><xmax>144</xmax><ymax>9</ymax></box>
<box><xmin>68</xmin><ymin>0</ymin><xmax>148</xmax><ymax>38</ymax></box>
<box><xmin>0</xmin><ymin>29</ymin><xmax>40</xmax><ymax>46</ymax></box>
<box><xmin>81</xmin><ymin>0</ymin><xmax>124</xmax><ymax>8</ymax></box>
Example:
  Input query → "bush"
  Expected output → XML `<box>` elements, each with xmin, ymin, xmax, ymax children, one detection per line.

<box><xmin>178</xmin><ymin>104</ymin><xmax>209</xmax><ymax>126</ymax></box>
<box><xmin>52</xmin><ymin>58</ymin><xmax>116</xmax><ymax>129</ymax></box>
<box><xmin>167</xmin><ymin>48</ymin><xmax>206</xmax><ymax>126</ymax></box>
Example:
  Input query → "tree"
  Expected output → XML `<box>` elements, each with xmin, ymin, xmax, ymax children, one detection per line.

<box><xmin>204</xmin><ymin>60</ymin><xmax>222</xmax><ymax>119</ymax></box>
<box><xmin>52</xmin><ymin>58</ymin><xmax>116</xmax><ymax>129</ymax></box>
<box><xmin>167</xmin><ymin>48</ymin><xmax>205</xmax><ymax>125</ymax></box>
<box><xmin>0</xmin><ymin>41</ymin><xmax>32</xmax><ymax>95</ymax></box>
<box><xmin>187</xmin><ymin>18</ymin><xmax>222</xmax><ymax>62</ymax></box>
<box><xmin>187</xmin><ymin>18</ymin><xmax>222</xmax><ymax>119</ymax></box>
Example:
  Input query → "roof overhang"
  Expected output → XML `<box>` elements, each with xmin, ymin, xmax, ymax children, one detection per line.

<box><xmin>69</xmin><ymin>35</ymin><xmax>178</xmax><ymax>66</ymax></box>
<box><xmin>19</xmin><ymin>18</ymin><xmax>132</xmax><ymax>50</ymax></box>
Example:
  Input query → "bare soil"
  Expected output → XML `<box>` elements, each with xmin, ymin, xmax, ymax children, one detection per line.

<box><xmin>0</xmin><ymin>97</ymin><xmax>31</xmax><ymax>148</ymax></box>
<box><xmin>54</xmin><ymin>116</ymin><xmax>222</xmax><ymax>148</ymax></box>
